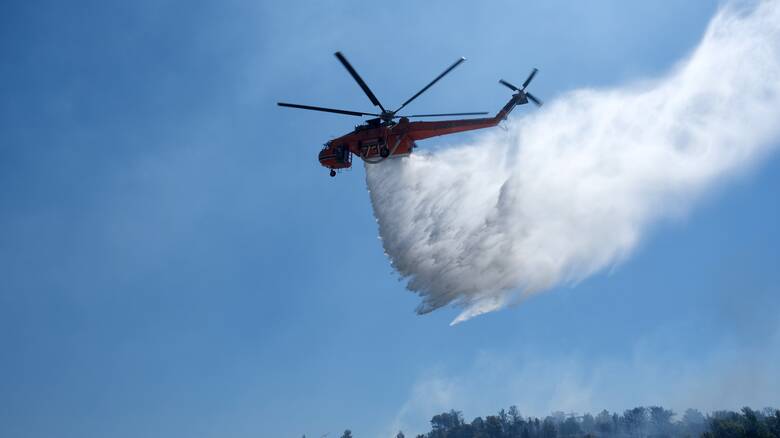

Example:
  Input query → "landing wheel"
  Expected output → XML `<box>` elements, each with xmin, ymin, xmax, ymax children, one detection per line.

<box><xmin>380</xmin><ymin>147</ymin><xmax>390</xmax><ymax>158</ymax></box>
<box><xmin>329</xmin><ymin>169</ymin><xmax>336</xmax><ymax>177</ymax></box>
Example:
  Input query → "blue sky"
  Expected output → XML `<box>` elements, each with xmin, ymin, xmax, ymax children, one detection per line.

<box><xmin>1</xmin><ymin>1</ymin><xmax>779</xmax><ymax>437</ymax></box>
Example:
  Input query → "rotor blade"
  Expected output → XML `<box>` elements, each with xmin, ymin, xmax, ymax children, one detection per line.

<box><xmin>277</xmin><ymin>102</ymin><xmax>379</xmax><ymax>117</ymax></box>
<box><xmin>395</xmin><ymin>57</ymin><xmax>466</xmax><ymax>113</ymax></box>
<box><xmin>526</xmin><ymin>92</ymin><xmax>543</xmax><ymax>107</ymax></box>
<box><xmin>334</xmin><ymin>51</ymin><xmax>386</xmax><ymax>112</ymax></box>
<box><xmin>499</xmin><ymin>79</ymin><xmax>520</xmax><ymax>91</ymax></box>
<box><xmin>402</xmin><ymin>111</ymin><xmax>489</xmax><ymax>118</ymax></box>
<box><xmin>522</xmin><ymin>68</ymin><xmax>538</xmax><ymax>89</ymax></box>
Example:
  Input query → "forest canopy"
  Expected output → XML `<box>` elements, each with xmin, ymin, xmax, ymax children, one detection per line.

<box><xmin>325</xmin><ymin>405</ymin><xmax>780</xmax><ymax>438</ymax></box>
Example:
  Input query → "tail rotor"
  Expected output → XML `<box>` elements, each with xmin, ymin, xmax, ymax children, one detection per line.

<box><xmin>499</xmin><ymin>68</ymin><xmax>543</xmax><ymax>107</ymax></box>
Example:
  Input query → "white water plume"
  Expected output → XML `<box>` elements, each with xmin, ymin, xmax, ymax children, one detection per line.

<box><xmin>366</xmin><ymin>1</ymin><xmax>780</xmax><ymax>324</ymax></box>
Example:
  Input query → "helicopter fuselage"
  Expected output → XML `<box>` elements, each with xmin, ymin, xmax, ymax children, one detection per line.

<box><xmin>319</xmin><ymin>94</ymin><xmax>524</xmax><ymax>172</ymax></box>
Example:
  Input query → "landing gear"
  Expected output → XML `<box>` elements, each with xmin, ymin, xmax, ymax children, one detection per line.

<box><xmin>329</xmin><ymin>169</ymin><xmax>336</xmax><ymax>177</ymax></box>
<box><xmin>380</xmin><ymin>146</ymin><xmax>390</xmax><ymax>158</ymax></box>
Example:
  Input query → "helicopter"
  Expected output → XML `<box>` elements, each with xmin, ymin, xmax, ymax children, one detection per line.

<box><xmin>278</xmin><ymin>52</ymin><xmax>542</xmax><ymax>177</ymax></box>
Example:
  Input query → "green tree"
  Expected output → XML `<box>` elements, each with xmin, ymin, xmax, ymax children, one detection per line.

<box><xmin>541</xmin><ymin>418</ymin><xmax>556</xmax><ymax>438</ymax></box>
<box><xmin>709</xmin><ymin>411</ymin><xmax>745</xmax><ymax>438</ymax></box>
<box><xmin>649</xmin><ymin>406</ymin><xmax>674</xmax><ymax>436</ymax></box>
<box><xmin>471</xmin><ymin>416</ymin><xmax>485</xmax><ymax>433</ymax></box>
<box><xmin>681</xmin><ymin>408</ymin><xmax>706</xmax><ymax>437</ymax></box>
<box><xmin>508</xmin><ymin>406</ymin><xmax>522</xmax><ymax>425</ymax></box>
<box><xmin>498</xmin><ymin>409</ymin><xmax>510</xmax><ymax>435</ymax></box>
<box><xmin>559</xmin><ymin>417</ymin><xmax>580</xmax><ymax>437</ymax></box>
<box><xmin>431</xmin><ymin>410</ymin><xmax>464</xmax><ymax>434</ymax></box>
<box><xmin>740</xmin><ymin>407</ymin><xmax>772</xmax><ymax>438</ymax></box>
<box><xmin>767</xmin><ymin>409</ymin><xmax>780</xmax><ymax>438</ymax></box>
<box><xmin>485</xmin><ymin>415</ymin><xmax>503</xmax><ymax>437</ymax></box>
<box><xmin>624</xmin><ymin>407</ymin><xmax>647</xmax><ymax>438</ymax></box>
<box><xmin>595</xmin><ymin>410</ymin><xmax>613</xmax><ymax>435</ymax></box>
<box><xmin>581</xmin><ymin>413</ymin><xmax>595</xmax><ymax>435</ymax></box>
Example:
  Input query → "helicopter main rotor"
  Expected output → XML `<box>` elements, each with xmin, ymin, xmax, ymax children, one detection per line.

<box><xmin>277</xmin><ymin>52</ymin><xmax>488</xmax><ymax>123</ymax></box>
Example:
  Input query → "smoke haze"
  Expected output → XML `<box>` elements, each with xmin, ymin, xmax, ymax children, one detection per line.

<box><xmin>366</xmin><ymin>1</ymin><xmax>780</xmax><ymax>324</ymax></box>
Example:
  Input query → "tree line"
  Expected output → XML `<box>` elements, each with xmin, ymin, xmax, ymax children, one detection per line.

<box><xmin>328</xmin><ymin>405</ymin><xmax>780</xmax><ymax>438</ymax></box>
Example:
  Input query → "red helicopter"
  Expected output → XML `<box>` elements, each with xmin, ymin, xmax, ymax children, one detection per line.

<box><xmin>278</xmin><ymin>52</ymin><xmax>542</xmax><ymax>177</ymax></box>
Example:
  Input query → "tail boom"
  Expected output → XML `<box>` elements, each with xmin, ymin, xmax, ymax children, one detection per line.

<box><xmin>406</xmin><ymin>94</ymin><xmax>523</xmax><ymax>141</ymax></box>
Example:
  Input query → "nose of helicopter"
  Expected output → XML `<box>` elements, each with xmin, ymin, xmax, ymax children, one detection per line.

<box><xmin>318</xmin><ymin>144</ymin><xmax>351</xmax><ymax>172</ymax></box>
<box><xmin>318</xmin><ymin>148</ymin><xmax>330</xmax><ymax>162</ymax></box>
